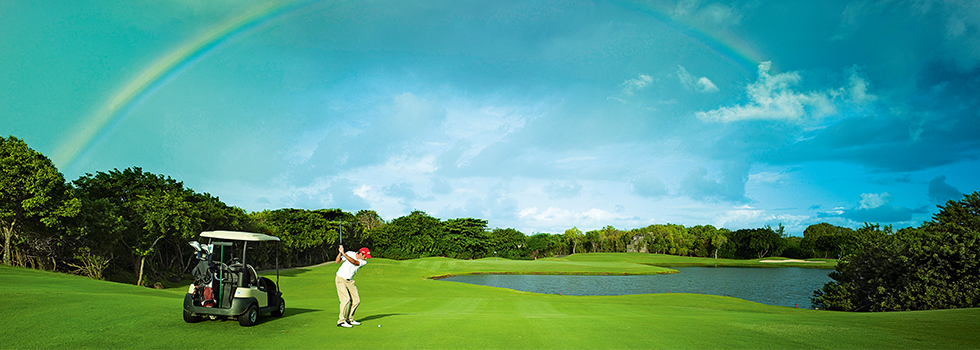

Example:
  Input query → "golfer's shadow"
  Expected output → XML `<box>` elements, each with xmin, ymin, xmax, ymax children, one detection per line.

<box><xmin>358</xmin><ymin>313</ymin><xmax>404</xmax><ymax>321</ymax></box>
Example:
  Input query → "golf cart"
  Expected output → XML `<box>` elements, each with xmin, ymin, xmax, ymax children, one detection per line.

<box><xmin>183</xmin><ymin>230</ymin><xmax>285</xmax><ymax>327</ymax></box>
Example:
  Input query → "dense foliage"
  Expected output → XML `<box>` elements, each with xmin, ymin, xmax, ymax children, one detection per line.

<box><xmin>0</xmin><ymin>135</ymin><xmax>849</xmax><ymax>284</ymax></box>
<box><xmin>6</xmin><ymin>135</ymin><xmax>980</xmax><ymax>314</ymax></box>
<box><xmin>0</xmin><ymin>136</ymin><xmax>80</xmax><ymax>268</ymax></box>
<box><xmin>70</xmin><ymin>167</ymin><xmax>252</xmax><ymax>285</ymax></box>
<box><xmin>813</xmin><ymin>194</ymin><xmax>980</xmax><ymax>311</ymax></box>
<box><xmin>249</xmin><ymin>208</ymin><xmax>357</xmax><ymax>268</ymax></box>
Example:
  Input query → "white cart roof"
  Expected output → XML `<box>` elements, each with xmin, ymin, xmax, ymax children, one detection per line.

<box><xmin>201</xmin><ymin>230</ymin><xmax>281</xmax><ymax>242</ymax></box>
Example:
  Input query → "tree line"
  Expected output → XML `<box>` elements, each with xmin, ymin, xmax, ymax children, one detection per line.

<box><xmin>4</xmin><ymin>135</ymin><xmax>978</xmax><ymax>312</ymax></box>
<box><xmin>0</xmin><ymin>135</ymin><xmax>840</xmax><ymax>284</ymax></box>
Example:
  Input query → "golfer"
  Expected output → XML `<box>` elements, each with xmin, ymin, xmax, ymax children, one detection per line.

<box><xmin>335</xmin><ymin>245</ymin><xmax>371</xmax><ymax>328</ymax></box>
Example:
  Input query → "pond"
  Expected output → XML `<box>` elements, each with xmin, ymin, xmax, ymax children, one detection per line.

<box><xmin>440</xmin><ymin>267</ymin><xmax>832</xmax><ymax>308</ymax></box>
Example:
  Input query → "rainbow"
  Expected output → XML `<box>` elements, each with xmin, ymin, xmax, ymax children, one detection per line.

<box><xmin>55</xmin><ymin>0</ymin><xmax>326</xmax><ymax>172</ymax></box>
<box><xmin>616</xmin><ymin>0</ymin><xmax>768</xmax><ymax>74</ymax></box>
<box><xmin>56</xmin><ymin>0</ymin><xmax>766</xmax><ymax>172</ymax></box>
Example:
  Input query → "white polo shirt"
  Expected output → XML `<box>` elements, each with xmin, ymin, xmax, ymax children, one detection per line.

<box><xmin>336</xmin><ymin>251</ymin><xmax>366</xmax><ymax>280</ymax></box>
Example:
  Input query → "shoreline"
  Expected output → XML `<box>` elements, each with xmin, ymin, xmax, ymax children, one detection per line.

<box><xmin>758</xmin><ymin>259</ymin><xmax>825</xmax><ymax>263</ymax></box>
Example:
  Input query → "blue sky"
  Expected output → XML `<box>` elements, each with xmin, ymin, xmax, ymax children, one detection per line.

<box><xmin>3</xmin><ymin>0</ymin><xmax>978</xmax><ymax>235</ymax></box>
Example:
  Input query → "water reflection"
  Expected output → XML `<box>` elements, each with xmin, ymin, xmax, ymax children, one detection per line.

<box><xmin>440</xmin><ymin>267</ymin><xmax>832</xmax><ymax>308</ymax></box>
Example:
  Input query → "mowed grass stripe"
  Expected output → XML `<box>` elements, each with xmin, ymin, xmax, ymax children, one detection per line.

<box><xmin>2</xmin><ymin>254</ymin><xmax>979</xmax><ymax>349</ymax></box>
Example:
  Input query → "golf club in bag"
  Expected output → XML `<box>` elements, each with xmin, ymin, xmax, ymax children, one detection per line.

<box><xmin>188</xmin><ymin>241</ymin><xmax>216</xmax><ymax>307</ymax></box>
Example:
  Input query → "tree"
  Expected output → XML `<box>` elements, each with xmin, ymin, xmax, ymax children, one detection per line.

<box><xmin>356</xmin><ymin>210</ymin><xmax>385</xmax><ymax>231</ymax></box>
<box><xmin>814</xmin><ymin>193</ymin><xmax>980</xmax><ymax>311</ymax></box>
<box><xmin>196</xmin><ymin>193</ymin><xmax>252</xmax><ymax>233</ymax></box>
<box><xmin>584</xmin><ymin>230</ymin><xmax>601</xmax><ymax>253</ymax></box>
<box><xmin>615</xmin><ymin>229</ymin><xmax>632</xmax><ymax>253</ymax></box>
<box><xmin>563</xmin><ymin>227</ymin><xmax>583</xmax><ymax>254</ymax></box>
<box><xmin>814</xmin><ymin>234</ymin><xmax>845</xmax><ymax>258</ymax></box>
<box><xmin>722</xmin><ymin>226</ymin><xmax>785</xmax><ymax>259</ymax></box>
<box><xmin>368</xmin><ymin>210</ymin><xmax>442</xmax><ymax>259</ymax></box>
<box><xmin>72</xmin><ymin>167</ymin><xmax>244</xmax><ymax>285</ymax></box>
<box><xmin>687</xmin><ymin>225</ymin><xmax>714</xmax><ymax>257</ymax></box>
<box><xmin>812</xmin><ymin>223</ymin><xmax>894</xmax><ymax>311</ymax></box>
<box><xmin>66</xmin><ymin>195</ymin><xmax>124</xmax><ymax>279</ymax></box>
<box><xmin>251</xmin><ymin>208</ymin><xmax>337</xmax><ymax>267</ymax></box>
<box><xmin>801</xmin><ymin>223</ymin><xmax>855</xmax><ymax>258</ymax></box>
<box><xmin>781</xmin><ymin>235</ymin><xmax>805</xmax><ymax>259</ymax></box>
<box><xmin>0</xmin><ymin>136</ymin><xmax>80</xmax><ymax>266</ymax></box>
<box><xmin>551</xmin><ymin>232</ymin><xmax>568</xmax><ymax>256</ymax></box>
<box><xmin>664</xmin><ymin>224</ymin><xmax>692</xmax><ymax>256</ymax></box>
<box><xmin>131</xmin><ymin>189</ymin><xmax>202</xmax><ymax>286</ymax></box>
<box><xmin>643</xmin><ymin>225</ymin><xmax>669</xmax><ymax>254</ymax></box>
<box><xmin>597</xmin><ymin>226</ymin><xmax>626</xmax><ymax>252</ymax></box>
<box><xmin>526</xmin><ymin>233</ymin><xmax>565</xmax><ymax>258</ymax></box>
<box><xmin>490</xmin><ymin>228</ymin><xmax>527</xmax><ymax>259</ymax></box>
<box><xmin>440</xmin><ymin>218</ymin><xmax>489</xmax><ymax>259</ymax></box>
<box><xmin>748</xmin><ymin>225</ymin><xmax>785</xmax><ymax>259</ymax></box>
<box><xmin>710</xmin><ymin>231</ymin><xmax>728</xmax><ymax>259</ymax></box>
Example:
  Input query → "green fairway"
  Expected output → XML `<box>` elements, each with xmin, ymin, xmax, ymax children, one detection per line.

<box><xmin>1</xmin><ymin>255</ymin><xmax>978</xmax><ymax>349</ymax></box>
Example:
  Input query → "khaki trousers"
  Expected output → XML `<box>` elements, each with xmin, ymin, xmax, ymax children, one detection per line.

<box><xmin>336</xmin><ymin>275</ymin><xmax>360</xmax><ymax>324</ymax></box>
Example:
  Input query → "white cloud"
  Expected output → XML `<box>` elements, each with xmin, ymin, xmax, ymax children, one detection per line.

<box><xmin>928</xmin><ymin>175</ymin><xmax>961</xmax><ymax>204</ymax></box>
<box><xmin>858</xmin><ymin>192</ymin><xmax>890</xmax><ymax>209</ymax></box>
<box><xmin>713</xmin><ymin>204</ymin><xmax>809</xmax><ymax>232</ymax></box>
<box><xmin>714</xmin><ymin>204</ymin><xmax>763</xmax><ymax>227</ymax></box>
<box><xmin>441</xmin><ymin>98</ymin><xmax>544</xmax><ymax>167</ymax></box>
<box><xmin>353</xmin><ymin>184</ymin><xmax>372</xmax><ymax>199</ymax></box>
<box><xmin>831</xmin><ymin>0</ymin><xmax>980</xmax><ymax>71</ymax></box>
<box><xmin>826</xmin><ymin>192</ymin><xmax>914</xmax><ymax>224</ymax></box>
<box><xmin>944</xmin><ymin>1</ymin><xmax>980</xmax><ymax>71</ymax></box>
<box><xmin>622</xmin><ymin>74</ymin><xmax>653</xmax><ymax>95</ymax></box>
<box><xmin>677</xmin><ymin>66</ymin><xmax>719</xmax><ymax>93</ymax></box>
<box><xmin>696</xmin><ymin>61</ymin><xmax>836</xmax><ymax>122</ymax></box>
<box><xmin>519</xmin><ymin>206</ymin><xmax>539</xmax><ymax>218</ymax></box>
<box><xmin>383</xmin><ymin>154</ymin><xmax>439</xmax><ymax>175</ymax></box>
<box><xmin>519</xmin><ymin>206</ymin><xmax>576</xmax><ymax>226</ymax></box>
<box><xmin>519</xmin><ymin>206</ymin><xmax>633</xmax><ymax>232</ymax></box>
<box><xmin>555</xmin><ymin>155</ymin><xmax>598</xmax><ymax>164</ymax></box>
<box><xmin>748</xmin><ymin>171</ymin><xmax>786</xmax><ymax>184</ymax></box>
<box><xmin>672</xmin><ymin>0</ymin><xmax>742</xmax><ymax>28</ymax></box>
<box><xmin>581</xmin><ymin>208</ymin><xmax>617</xmax><ymax>222</ymax></box>
<box><xmin>386</xmin><ymin>92</ymin><xmax>447</xmax><ymax>138</ymax></box>
<box><xmin>679</xmin><ymin>163</ymin><xmax>749</xmax><ymax>203</ymax></box>
<box><xmin>545</xmin><ymin>181</ymin><xmax>583</xmax><ymax>199</ymax></box>
<box><xmin>632</xmin><ymin>172</ymin><xmax>668</xmax><ymax>198</ymax></box>
<box><xmin>697</xmin><ymin>77</ymin><xmax>719</xmax><ymax>93</ymax></box>
<box><xmin>846</xmin><ymin>69</ymin><xmax>877</xmax><ymax>104</ymax></box>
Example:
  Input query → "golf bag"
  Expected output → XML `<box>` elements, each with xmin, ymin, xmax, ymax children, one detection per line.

<box><xmin>189</xmin><ymin>242</ymin><xmax>217</xmax><ymax>307</ymax></box>
<box><xmin>189</xmin><ymin>260</ymin><xmax>216</xmax><ymax>307</ymax></box>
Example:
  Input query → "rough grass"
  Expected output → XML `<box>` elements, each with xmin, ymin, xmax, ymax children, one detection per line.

<box><xmin>1</xmin><ymin>254</ymin><xmax>977</xmax><ymax>349</ymax></box>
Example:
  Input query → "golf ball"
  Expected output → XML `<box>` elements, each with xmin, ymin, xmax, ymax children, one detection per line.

<box><xmin>378</xmin><ymin>325</ymin><xmax>381</xmax><ymax>327</ymax></box>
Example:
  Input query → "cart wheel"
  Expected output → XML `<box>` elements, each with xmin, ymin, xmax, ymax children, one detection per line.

<box><xmin>239</xmin><ymin>305</ymin><xmax>258</xmax><ymax>327</ymax></box>
<box><xmin>271</xmin><ymin>298</ymin><xmax>285</xmax><ymax>317</ymax></box>
<box><xmin>183</xmin><ymin>310</ymin><xmax>200</xmax><ymax>323</ymax></box>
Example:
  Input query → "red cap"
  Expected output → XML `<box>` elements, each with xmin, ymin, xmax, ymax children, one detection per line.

<box><xmin>358</xmin><ymin>247</ymin><xmax>372</xmax><ymax>259</ymax></box>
